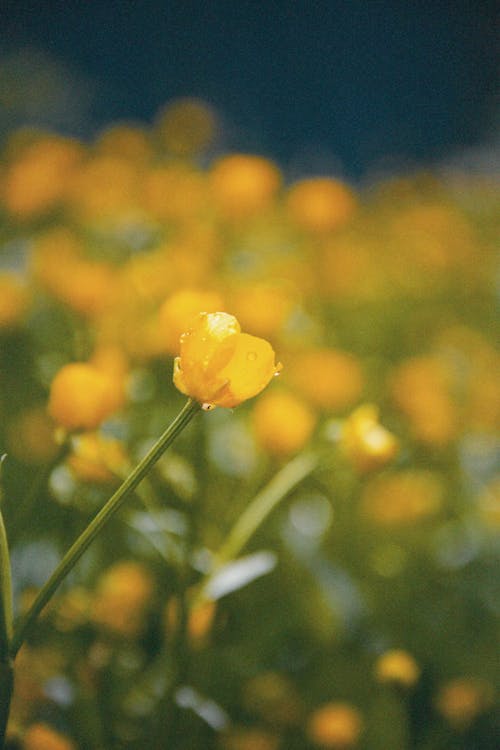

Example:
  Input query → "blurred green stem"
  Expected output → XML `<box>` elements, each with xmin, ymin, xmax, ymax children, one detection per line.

<box><xmin>0</xmin><ymin>492</ymin><xmax>14</xmax><ymax>747</ymax></box>
<box><xmin>9</xmin><ymin>398</ymin><xmax>200</xmax><ymax>659</ymax></box>
<box><xmin>215</xmin><ymin>450</ymin><xmax>318</xmax><ymax>565</ymax></box>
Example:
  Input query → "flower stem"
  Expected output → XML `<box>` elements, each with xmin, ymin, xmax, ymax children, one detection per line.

<box><xmin>9</xmin><ymin>398</ymin><xmax>201</xmax><ymax>659</ymax></box>
<box><xmin>0</xmin><ymin>501</ymin><xmax>13</xmax><ymax>660</ymax></box>
<box><xmin>215</xmin><ymin>450</ymin><xmax>318</xmax><ymax>566</ymax></box>
<box><xmin>0</xmin><ymin>478</ymin><xmax>14</xmax><ymax>747</ymax></box>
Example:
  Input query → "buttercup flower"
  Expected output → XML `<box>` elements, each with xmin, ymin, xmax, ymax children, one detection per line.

<box><xmin>23</xmin><ymin>723</ymin><xmax>76</xmax><ymax>750</ymax></box>
<box><xmin>252</xmin><ymin>389</ymin><xmax>316</xmax><ymax>456</ymax></box>
<box><xmin>173</xmin><ymin>312</ymin><xmax>281</xmax><ymax>408</ymax></box>
<box><xmin>340</xmin><ymin>404</ymin><xmax>399</xmax><ymax>473</ymax></box>
<box><xmin>307</xmin><ymin>702</ymin><xmax>363</xmax><ymax>748</ymax></box>
<box><xmin>48</xmin><ymin>362</ymin><xmax>125</xmax><ymax>431</ymax></box>
<box><xmin>374</xmin><ymin>649</ymin><xmax>420</xmax><ymax>687</ymax></box>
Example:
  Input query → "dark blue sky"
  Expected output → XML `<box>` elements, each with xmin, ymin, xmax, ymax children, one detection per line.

<box><xmin>2</xmin><ymin>0</ymin><xmax>498</xmax><ymax>178</ymax></box>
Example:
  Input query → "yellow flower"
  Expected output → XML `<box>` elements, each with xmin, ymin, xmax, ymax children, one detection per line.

<box><xmin>48</xmin><ymin>362</ymin><xmax>125</xmax><ymax>431</ymax></box>
<box><xmin>90</xmin><ymin>561</ymin><xmax>154</xmax><ymax>638</ymax></box>
<box><xmin>374</xmin><ymin>649</ymin><xmax>420</xmax><ymax>687</ymax></box>
<box><xmin>173</xmin><ymin>312</ymin><xmax>281</xmax><ymax>409</ymax></box>
<box><xmin>307</xmin><ymin>702</ymin><xmax>363</xmax><ymax>748</ymax></box>
<box><xmin>286</xmin><ymin>177</ymin><xmax>357</xmax><ymax>233</ymax></box>
<box><xmin>210</xmin><ymin>154</ymin><xmax>282</xmax><ymax>219</ymax></box>
<box><xmin>229</xmin><ymin>280</ymin><xmax>295</xmax><ymax>338</ymax></box>
<box><xmin>23</xmin><ymin>723</ymin><xmax>76</xmax><ymax>750</ymax></box>
<box><xmin>360</xmin><ymin>470</ymin><xmax>443</xmax><ymax>527</ymax></box>
<box><xmin>67</xmin><ymin>432</ymin><xmax>128</xmax><ymax>484</ymax></box>
<box><xmin>288</xmin><ymin>348</ymin><xmax>363</xmax><ymax>412</ymax></box>
<box><xmin>389</xmin><ymin>356</ymin><xmax>458</xmax><ymax>447</ymax></box>
<box><xmin>3</xmin><ymin>136</ymin><xmax>83</xmax><ymax>219</ymax></box>
<box><xmin>435</xmin><ymin>678</ymin><xmax>495</xmax><ymax>729</ymax></box>
<box><xmin>252</xmin><ymin>390</ymin><xmax>316</xmax><ymax>456</ymax></box>
<box><xmin>340</xmin><ymin>404</ymin><xmax>399</xmax><ymax>473</ymax></box>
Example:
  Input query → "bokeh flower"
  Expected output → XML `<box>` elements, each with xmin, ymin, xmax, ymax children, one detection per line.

<box><xmin>307</xmin><ymin>702</ymin><xmax>363</xmax><ymax>748</ymax></box>
<box><xmin>374</xmin><ymin>649</ymin><xmax>420</xmax><ymax>687</ymax></box>
<box><xmin>48</xmin><ymin>362</ymin><xmax>125</xmax><ymax>431</ymax></box>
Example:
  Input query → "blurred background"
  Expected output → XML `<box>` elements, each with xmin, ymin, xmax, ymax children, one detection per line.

<box><xmin>0</xmin><ymin>3</ymin><xmax>499</xmax><ymax>750</ymax></box>
<box><xmin>1</xmin><ymin>0</ymin><xmax>498</xmax><ymax>178</ymax></box>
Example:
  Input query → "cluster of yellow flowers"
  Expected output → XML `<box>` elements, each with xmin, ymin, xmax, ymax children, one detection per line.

<box><xmin>1</xmin><ymin>98</ymin><xmax>498</xmax><ymax>748</ymax></box>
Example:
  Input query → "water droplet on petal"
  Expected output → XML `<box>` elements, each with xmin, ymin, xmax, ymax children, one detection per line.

<box><xmin>247</xmin><ymin>351</ymin><xmax>257</xmax><ymax>361</ymax></box>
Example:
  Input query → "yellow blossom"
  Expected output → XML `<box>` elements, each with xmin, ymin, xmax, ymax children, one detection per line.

<box><xmin>67</xmin><ymin>432</ymin><xmax>128</xmax><ymax>483</ymax></box>
<box><xmin>2</xmin><ymin>136</ymin><xmax>83</xmax><ymax>219</ymax></box>
<box><xmin>229</xmin><ymin>281</ymin><xmax>295</xmax><ymax>338</ymax></box>
<box><xmin>307</xmin><ymin>702</ymin><xmax>363</xmax><ymax>748</ymax></box>
<box><xmin>288</xmin><ymin>348</ymin><xmax>363</xmax><ymax>412</ymax></box>
<box><xmin>142</xmin><ymin>164</ymin><xmax>208</xmax><ymax>224</ymax></box>
<box><xmin>23</xmin><ymin>724</ymin><xmax>76</xmax><ymax>750</ymax></box>
<box><xmin>252</xmin><ymin>390</ymin><xmax>316</xmax><ymax>456</ymax></box>
<box><xmin>435</xmin><ymin>678</ymin><xmax>495</xmax><ymax>729</ymax></box>
<box><xmin>32</xmin><ymin>227</ymin><xmax>116</xmax><ymax>318</ymax></box>
<box><xmin>374</xmin><ymin>649</ymin><xmax>420</xmax><ymax>687</ymax></box>
<box><xmin>340</xmin><ymin>404</ymin><xmax>399</xmax><ymax>473</ymax></box>
<box><xmin>390</xmin><ymin>356</ymin><xmax>458</xmax><ymax>446</ymax></box>
<box><xmin>287</xmin><ymin>177</ymin><xmax>357</xmax><ymax>233</ymax></box>
<box><xmin>48</xmin><ymin>362</ymin><xmax>125</xmax><ymax>431</ymax></box>
<box><xmin>173</xmin><ymin>312</ymin><xmax>281</xmax><ymax>409</ymax></box>
<box><xmin>90</xmin><ymin>561</ymin><xmax>154</xmax><ymax>638</ymax></box>
<box><xmin>360</xmin><ymin>470</ymin><xmax>443</xmax><ymax>526</ymax></box>
<box><xmin>210</xmin><ymin>154</ymin><xmax>282</xmax><ymax>219</ymax></box>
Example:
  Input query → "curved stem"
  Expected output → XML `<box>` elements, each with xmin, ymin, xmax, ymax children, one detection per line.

<box><xmin>10</xmin><ymin>398</ymin><xmax>201</xmax><ymax>659</ymax></box>
<box><xmin>215</xmin><ymin>450</ymin><xmax>318</xmax><ymax>566</ymax></box>
<box><xmin>0</xmin><ymin>504</ymin><xmax>13</xmax><ymax>659</ymax></box>
<box><xmin>0</xmin><ymin>499</ymin><xmax>14</xmax><ymax>748</ymax></box>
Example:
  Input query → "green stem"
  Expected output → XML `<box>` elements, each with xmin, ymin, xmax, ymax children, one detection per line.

<box><xmin>215</xmin><ymin>450</ymin><xmax>318</xmax><ymax>566</ymax></box>
<box><xmin>0</xmin><ymin>505</ymin><xmax>13</xmax><ymax>658</ymax></box>
<box><xmin>9</xmin><ymin>398</ymin><xmax>201</xmax><ymax>659</ymax></box>
<box><xmin>0</xmin><ymin>485</ymin><xmax>14</xmax><ymax>748</ymax></box>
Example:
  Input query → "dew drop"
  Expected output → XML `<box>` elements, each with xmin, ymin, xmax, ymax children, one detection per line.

<box><xmin>247</xmin><ymin>351</ymin><xmax>257</xmax><ymax>361</ymax></box>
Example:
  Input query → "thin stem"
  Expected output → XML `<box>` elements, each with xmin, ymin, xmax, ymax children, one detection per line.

<box><xmin>10</xmin><ymin>398</ymin><xmax>201</xmax><ymax>659</ymax></box>
<box><xmin>0</xmin><ymin>505</ymin><xmax>13</xmax><ymax>657</ymax></box>
<box><xmin>215</xmin><ymin>450</ymin><xmax>318</xmax><ymax>566</ymax></box>
<box><xmin>0</xmin><ymin>477</ymin><xmax>14</xmax><ymax>748</ymax></box>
